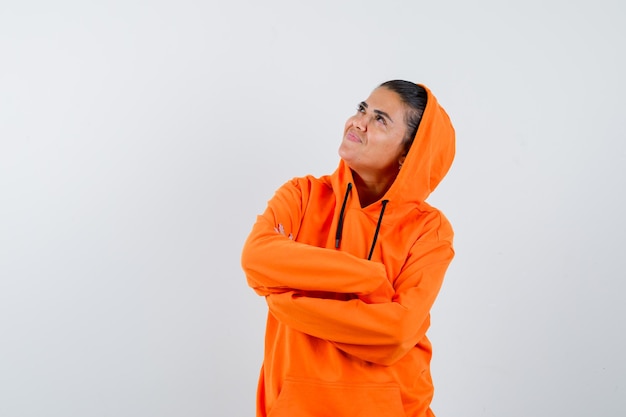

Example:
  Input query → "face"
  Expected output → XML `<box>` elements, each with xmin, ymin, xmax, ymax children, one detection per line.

<box><xmin>338</xmin><ymin>87</ymin><xmax>409</xmax><ymax>180</ymax></box>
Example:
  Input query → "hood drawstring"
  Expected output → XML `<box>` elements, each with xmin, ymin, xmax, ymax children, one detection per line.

<box><xmin>334</xmin><ymin>183</ymin><xmax>389</xmax><ymax>260</ymax></box>
<box><xmin>335</xmin><ymin>183</ymin><xmax>352</xmax><ymax>249</ymax></box>
<box><xmin>368</xmin><ymin>200</ymin><xmax>388</xmax><ymax>260</ymax></box>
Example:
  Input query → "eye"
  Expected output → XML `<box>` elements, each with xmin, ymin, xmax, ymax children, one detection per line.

<box><xmin>356</xmin><ymin>104</ymin><xmax>366</xmax><ymax>113</ymax></box>
<box><xmin>375</xmin><ymin>114</ymin><xmax>387</xmax><ymax>125</ymax></box>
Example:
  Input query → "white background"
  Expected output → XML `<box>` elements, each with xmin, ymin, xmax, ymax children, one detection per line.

<box><xmin>1</xmin><ymin>1</ymin><xmax>625</xmax><ymax>416</ymax></box>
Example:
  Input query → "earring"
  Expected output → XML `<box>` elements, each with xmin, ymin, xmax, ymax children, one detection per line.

<box><xmin>399</xmin><ymin>155</ymin><xmax>406</xmax><ymax>170</ymax></box>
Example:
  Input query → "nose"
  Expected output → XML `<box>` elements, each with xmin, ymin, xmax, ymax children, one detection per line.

<box><xmin>352</xmin><ymin>114</ymin><xmax>366</xmax><ymax>131</ymax></box>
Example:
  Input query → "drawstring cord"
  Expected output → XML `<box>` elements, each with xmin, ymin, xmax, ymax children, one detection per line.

<box><xmin>334</xmin><ymin>182</ymin><xmax>389</xmax><ymax>260</ymax></box>
<box><xmin>368</xmin><ymin>200</ymin><xmax>388</xmax><ymax>260</ymax></box>
<box><xmin>335</xmin><ymin>183</ymin><xmax>352</xmax><ymax>248</ymax></box>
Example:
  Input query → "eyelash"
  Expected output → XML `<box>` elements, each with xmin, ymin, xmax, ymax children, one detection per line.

<box><xmin>356</xmin><ymin>104</ymin><xmax>387</xmax><ymax>126</ymax></box>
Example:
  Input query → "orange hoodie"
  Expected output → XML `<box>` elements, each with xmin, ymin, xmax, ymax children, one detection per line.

<box><xmin>241</xmin><ymin>84</ymin><xmax>455</xmax><ymax>417</ymax></box>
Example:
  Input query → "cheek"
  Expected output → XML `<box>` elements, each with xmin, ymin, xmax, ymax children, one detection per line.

<box><xmin>380</xmin><ymin>136</ymin><xmax>405</xmax><ymax>160</ymax></box>
<box><xmin>344</xmin><ymin>115</ymin><xmax>357</xmax><ymax>130</ymax></box>
<box><xmin>343</xmin><ymin>119</ymin><xmax>351</xmax><ymax>132</ymax></box>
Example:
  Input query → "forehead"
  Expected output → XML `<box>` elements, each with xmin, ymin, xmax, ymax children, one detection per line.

<box><xmin>364</xmin><ymin>87</ymin><xmax>407</xmax><ymax>115</ymax></box>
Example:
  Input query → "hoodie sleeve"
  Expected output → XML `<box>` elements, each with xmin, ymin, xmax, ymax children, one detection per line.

<box><xmin>241</xmin><ymin>178</ymin><xmax>394</xmax><ymax>301</ymax></box>
<box><xmin>265</xmin><ymin>214</ymin><xmax>454</xmax><ymax>366</ymax></box>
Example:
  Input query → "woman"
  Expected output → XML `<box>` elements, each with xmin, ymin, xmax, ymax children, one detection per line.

<box><xmin>241</xmin><ymin>80</ymin><xmax>455</xmax><ymax>417</ymax></box>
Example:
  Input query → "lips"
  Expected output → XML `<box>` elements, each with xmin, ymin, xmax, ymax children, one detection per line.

<box><xmin>346</xmin><ymin>130</ymin><xmax>362</xmax><ymax>143</ymax></box>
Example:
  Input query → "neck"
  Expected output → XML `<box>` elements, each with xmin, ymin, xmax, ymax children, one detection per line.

<box><xmin>351</xmin><ymin>169</ymin><xmax>397</xmax><ymax>207</ymax></box>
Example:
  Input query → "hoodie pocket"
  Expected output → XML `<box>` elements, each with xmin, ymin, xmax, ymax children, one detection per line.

<box><xmin>268</xmin><ymin>377</ymin><xmax>406</xmax><ymax>417</ymax></box>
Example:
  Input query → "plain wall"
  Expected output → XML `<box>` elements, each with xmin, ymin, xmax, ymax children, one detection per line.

<box><xmin>1</xmin><ymin>1</ymin><xmax>625</xmax><ymax>416</ymax></box>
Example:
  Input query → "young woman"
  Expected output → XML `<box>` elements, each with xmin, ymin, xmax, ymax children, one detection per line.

<box><xmin>241</xmin><ymin>80</ymin><xmax>456</xmax><ymax>417</ymax></box>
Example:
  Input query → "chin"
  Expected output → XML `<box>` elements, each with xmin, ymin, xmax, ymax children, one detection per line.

<box><xmin>338</xmin><ymin>145</ymin><xmax>353</xmax><ymax>163</ymax></box>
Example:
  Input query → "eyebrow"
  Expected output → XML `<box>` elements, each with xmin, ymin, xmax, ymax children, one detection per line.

<box><xmin>360</xmin><ymin>101</ymin><xmax>394</xmax><ymax>123</ymax></box>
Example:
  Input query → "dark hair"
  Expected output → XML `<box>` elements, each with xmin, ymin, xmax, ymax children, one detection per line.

<box><xmin>379</xmin><ymin>80</ymin><xmax>427</xmax><ymax>154</ymax></box>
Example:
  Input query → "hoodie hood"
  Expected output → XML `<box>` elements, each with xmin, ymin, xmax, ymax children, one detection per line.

<box><xmin>336</xmin><ymin>84</ymin><xmax>455</xmax><ymax>205</ymax></box>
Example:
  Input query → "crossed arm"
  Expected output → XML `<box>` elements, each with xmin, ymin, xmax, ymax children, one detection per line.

<box><xmin>241</xmin><ymin>179</ymin><xmax>454</xmax><ymax>365</ymax></box>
